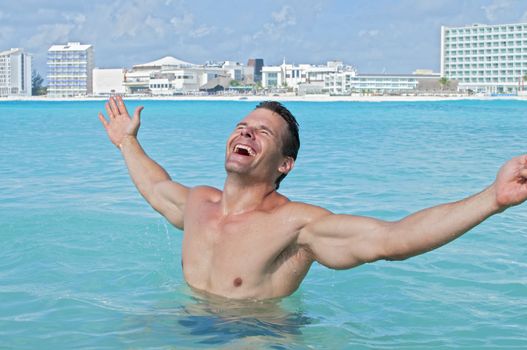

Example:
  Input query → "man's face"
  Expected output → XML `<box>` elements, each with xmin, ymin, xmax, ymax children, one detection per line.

<box><xmin>225</xmin><ymin>108</ymin><xmax>289</xmax><ymax>183</ymax></box>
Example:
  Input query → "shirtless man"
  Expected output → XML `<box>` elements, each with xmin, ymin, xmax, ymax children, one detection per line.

<box><xmin>99</xmin><ymin>96</ymin><xmax>527</xmax><ymax>300</ymax></box>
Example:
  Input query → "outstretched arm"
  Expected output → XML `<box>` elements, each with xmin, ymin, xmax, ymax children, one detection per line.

<box><xmin>98</xmin><ymin>96</ymin><xmax>189</xmax><ymax>229</ymax></box>
<box><xmin>298</xmin><ymin>155</ymin><xmax>527</xmax><ymax>269</ymax></box>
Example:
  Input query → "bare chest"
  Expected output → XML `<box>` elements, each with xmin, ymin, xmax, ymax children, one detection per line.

<box><xmin>181</xmin><ymin>202</ymin><xmax>309</xmax><ymax>298</ymax></box>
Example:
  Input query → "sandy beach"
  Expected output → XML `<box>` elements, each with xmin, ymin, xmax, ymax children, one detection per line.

<box><xmin>2</xmin><ymin>93</ymin><xmax>527</xmax><ymax>103</ymax></box>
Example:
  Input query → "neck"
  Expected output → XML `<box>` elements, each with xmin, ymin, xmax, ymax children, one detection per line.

<box><xmin>221</xmin><ymin>174</ymin><xmax>277</xmax><ymax>215</ymax></box>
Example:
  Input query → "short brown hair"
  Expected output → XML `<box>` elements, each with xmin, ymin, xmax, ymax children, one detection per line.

<box><xmin>255</xmin><ymin>101</ymin><xmax>300</xmax><ymax>189</ymax></box>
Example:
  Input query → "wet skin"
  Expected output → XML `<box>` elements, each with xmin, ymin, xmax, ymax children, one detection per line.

<box><xmin>99</xmin><ymin>96</ymin><xmax>527</xmax><ymax>300</ymax></box>
<box><xmin>179</xmin><ymin>109</ymin><xmax>323</xmax><ymax>299</ymax></box>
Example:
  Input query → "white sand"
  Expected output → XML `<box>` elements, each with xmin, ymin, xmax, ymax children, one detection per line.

<box><xmin>2</xmin><ymin>94</ymin><xmax>527</xmax><ymax>103</ymax></box>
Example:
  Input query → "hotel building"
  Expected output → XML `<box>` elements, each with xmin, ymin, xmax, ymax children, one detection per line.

<box><xmin>47</xmin><ymin>42</ymin><xmax>94</xmax><ymax>97</ymax></box>
<box><xmin>262</xmin><ymin>60</ymin><xmax>354</xmax><ymax>92</ymax></box>
<box><xmin>0</xmin><ymin>48</ymin><xmax>32</xmax><ymax>97</ymax></box>
<box><xmin>441</xmin><ymin>22</ymin><xmax>527</xmax><ymax>94</ymax></box>
<box><xmin>325</xmin><ymin>71</ymin><xmax>441</xmax><ymax>95</ymax></box>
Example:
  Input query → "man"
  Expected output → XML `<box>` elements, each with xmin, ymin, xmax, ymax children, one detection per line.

<box><xmin>99</xmin><ymin>96</ymin><xmax>527</xmax><ymax>300</ymax></box>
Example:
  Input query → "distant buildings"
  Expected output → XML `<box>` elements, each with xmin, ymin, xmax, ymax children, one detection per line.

<box><xmin>0</xmin><ymin>48</ymin><xmax>32</xmax><ymax>97</ymax></box>
<box><xmin>325</xmin><ymin>71</ymin><xmax>441</xmax><ymax>95</ymax></box>
<box><xmin>246</xmin><ymin>58</ymin><xmax>264</xmax><ymax>84</ymax></box>
<box><xmin>94</xmin><ymin>56</ymin><xmax>260</xmax><ymax>96</ymax></box>
<box><xmin>20</xmin><ymin>21</ymin><xmax>527</xmax><ymax>98</ymax></box>
<box><xmin>441</xmin><ymin>22</ymin><xmax>527</xmax><ymax>94</ymax></box>
<box><xmin>93</xmin><ymin>68</ymin><xmax>126</xmax><ymax>95</ymax></box>
<box><xmin>47</xmin><ymin>42</ymin><xmax>94</xmax><ymax>97</ymax></box>
<box><xmin>120</xmin><ymin>56</ymin><xmax>222</xmax><ymax>95</ymax></box>
<box><xmin>262</xmin><ymin>60</ymin><xmax>355</xmax><ymax>93</ymax></box>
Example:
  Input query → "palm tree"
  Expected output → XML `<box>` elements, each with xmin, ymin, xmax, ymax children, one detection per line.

<box><xmin>439</xmin><ymin>77</ymin><xmax>449</xmax><ymax>91</ymax></box>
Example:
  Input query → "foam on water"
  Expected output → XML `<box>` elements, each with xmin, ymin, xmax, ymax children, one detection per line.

<box><xmin>1</xmin><ymin>99</ymin><xmax>526</xmax><ymax>349</ymax></box>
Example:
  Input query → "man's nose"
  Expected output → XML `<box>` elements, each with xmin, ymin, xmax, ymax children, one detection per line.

<box><xmin>241</xmin><ymin>127</ymin><xmax>255</xmax><ymax>139</ymax></box>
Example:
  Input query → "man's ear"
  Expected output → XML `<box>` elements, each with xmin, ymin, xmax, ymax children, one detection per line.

<box><xmin>278</xmin><ymin>156</ymin><xmax>295</xmax><ymax>175</ymax></box>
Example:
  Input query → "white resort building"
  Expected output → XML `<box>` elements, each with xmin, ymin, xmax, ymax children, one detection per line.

<box><xmin>261</xmin><ymin>60</ymin><xmax>354</xmax><ymax>93</ymax></box>
<box><xmin>47</xmin><ymin>42</ymin><xmax>94</xmax><ymax>97</ymax></box>
<box><xmin>261</xmin><ymin>60</ymin><xmax>441</xmax><ymax>95</ymax></box>
<box><xmin>92</xmin><ymin>68</ymin><xmax>126</xmax><ymax>96</ymax></box>
<box><xmin>441</xmin><ymin>22</ymin><xmax>527</xmax><ymax>94</ymax></box>
<box><xmin>122</xmin><ymin>56</ymin><xmax>241</xmax><ymax>95</ymax></box>
<box><xmin>325</xmin><ymin>71</ymin><xmax>441</xmax><ymax>95</ymax></box>
<box><xmin>0</xmin><ymin>48</ymin><xmax>32</xmax><ymax>97</ymax></box>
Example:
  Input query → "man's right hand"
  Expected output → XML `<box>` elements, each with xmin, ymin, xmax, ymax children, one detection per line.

<box><xmin>98</xmin><ymin>96</ymin><xmax>144</xmax><ymax>149</ymax></box>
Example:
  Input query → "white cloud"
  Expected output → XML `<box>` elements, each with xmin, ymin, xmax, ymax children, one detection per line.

<box><xmin>170</xmin><ymin>12</ymin><xmax>215</xmax><ymax>39</ymax></box>
<box><xmin>170</xmin><ymin>13</ymin><xmax>194</xmax><ymax>33</ymax></box>
<box><xmin>272</xmin><ymin>6</ymin><xmax>296</xmax><ymax>26</ymax></box>
<box><xmin>145</xmin><ymin>15</ymin><xmax>166</xmax><ymax>36</ymax></box>
<box><xmin>0</xmin><ymin>26</ymin><xmax>15</xmax><ymax>43</ymax></box>
<box><xmin>26</xmin><ymin>24</ymin><xmax>75</xmax><ymax>50</ymax></box>
<box><xmin>62</xmin><ymin>12</ymin><xmax>86</xmax><ymax>25</ymax></box>
<box><xmin>253</xmin><ymin>5</ymin><xmax>297</xmax><ymax>41</ymax></box>
<box><xmin>358</xmin><ymin>29</ymin><xmax>380</xmax><ymax>38</ymax></box>
<box><xmin>190</xmin><ymin>25</ymin><xmax>216</xmax><ymax>38</ymax></box>
<box><xmin>481</xmin><ymin>0</ymin><xmax>515</xmax><ymax>21</ymax></box>
<box><xmin>112</xmin><ymin>4</ymin><xmax>152</xmax><ymax>38</ymax></box>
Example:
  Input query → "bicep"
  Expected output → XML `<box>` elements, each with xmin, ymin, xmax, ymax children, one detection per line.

<box><xmin>299</xmin><ymin>213</ymin><xmax>391</xmax><ymax>269</ymax></box>
<box><xmin>150</xmin><ymin>180</ymin><xmax>189</xmax><ymax>229</ymax></box>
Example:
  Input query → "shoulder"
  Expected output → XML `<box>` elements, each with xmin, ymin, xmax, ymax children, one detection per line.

<box><xmin>186</xmin><ymin>185</ymin><xmax>222</xmax><ymax>205</ymax></box>
<box><xmin>278</xmin><ymin>200</ymin><xmax>333</xmax><ymax>230</ymax></box>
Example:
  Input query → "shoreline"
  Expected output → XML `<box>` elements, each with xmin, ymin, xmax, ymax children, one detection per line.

<box><xmin>2</xmin><ymin>94</ymin><xmax>527</xmax><ymax>103</ymax></box>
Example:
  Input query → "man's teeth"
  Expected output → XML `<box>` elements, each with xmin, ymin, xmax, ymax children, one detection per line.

<box><xmin>234</xmin><ymin>144</ymin><xmax>256</xmax><ymax>156</ymax></box>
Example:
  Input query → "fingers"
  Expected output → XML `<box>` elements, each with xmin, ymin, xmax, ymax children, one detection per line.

<box><xmin>109</xmin><ymin>97</ymin><xmax>120</xmax><ymax>117</ymax></box>
<box><xmin>98</xmin><ymin>112</ymin><xmax>108</xmax><ymax>126</ymax></box>
<box><xmin>132</xmin><ymin>106</ymin><xmax>144</xmax><ymax>124</ymax></box>
<box><xmin>116</xmin><ymin>95</ymin><xmax>129</xmax><ymax>116</ymax></box>
<box><xmin>105</xmin><ymin>102</ymin><xmax>114</xmax><ymax>119</ymax></box>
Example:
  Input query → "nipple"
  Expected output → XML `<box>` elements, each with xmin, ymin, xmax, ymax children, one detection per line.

<box><xmin>233</xmin><ymin>277</ymin><xmax>243</xmax><ymax>287</ymax></box>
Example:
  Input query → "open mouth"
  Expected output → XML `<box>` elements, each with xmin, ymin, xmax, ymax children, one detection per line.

<box><xmin>233</xmin><ymin>144</ymin><xmax>256</xmax><ymax>156</ymax></box>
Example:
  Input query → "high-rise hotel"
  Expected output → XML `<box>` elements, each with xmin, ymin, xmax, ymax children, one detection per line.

<box><xmin>441</xmin><ymin>23</ymin><xmax>527</xmax><ymax>94</ymax></box>
<box><xmin>47</xmin><ymin>42</ymin><xmax>94</xmax><ymax>97</ymax></box>
<box><xmin>0</xmin><ymin>48</ymin><xmax>32</xmax><ymax>97</ymax></box>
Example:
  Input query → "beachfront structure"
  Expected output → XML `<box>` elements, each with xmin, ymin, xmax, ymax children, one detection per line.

<box><xmin>245</xmin><ymin>58</ymin><xmax>264</xmax><ymax>84</ymax></box>
<box><xmin>261</xmin><ymin>60</ymin><xmax>355</xmax><ymax>92</ymax></box>
<box><xmin>441</xmin><ymin>22</ymin><xmax>527</xmax><ymax>94</ymax></box>
<box><xmin>324</xmin><ymin>71</ymin><xmax>441</xmax><ymax>95</ymax></box>
<box><xmin>47</xmin><ymin>42</ymin><xmax>94</xmax><ymax>97</ymax></box>
<box><xmin>221</xmin><ymin>61</ymin><xmax>244</xmax><ymax>81</ymax></box>
<box><xmin>123</xmin><ymin>56</ymin><xmax>196</xmax><ymax>95</ymax></box>
<box><xmin>0</xmin><ymin>48</ymin><xmax>32</xmax><ymax>97</ymax></box>
<box><xmin>123</xmin><ymin>56</ymin><xmax>242</xmax><ymax>95</ymax></box>
<box><xmin>93</xmin><ymin>68</ymin><xmax>126</xmax><ymax>95</ymax></box>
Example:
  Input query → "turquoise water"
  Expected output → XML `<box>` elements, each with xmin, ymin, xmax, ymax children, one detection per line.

<box><xmin>1</xmin><ymin>99</ymin><xmax>526</xmax><ymax>349</ymax></box>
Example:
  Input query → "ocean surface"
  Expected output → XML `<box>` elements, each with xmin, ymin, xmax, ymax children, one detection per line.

<box><xmin>0</xmin><ymin>99</ymin><xmax>526</xmax><ymax>349</ymax></box>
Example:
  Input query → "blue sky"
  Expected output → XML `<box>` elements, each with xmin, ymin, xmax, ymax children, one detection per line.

<box><xmin>2</xmin><ymin>0</ymin><xmax>527</xmax><ymax>78</ymax></box>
